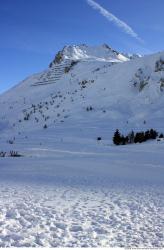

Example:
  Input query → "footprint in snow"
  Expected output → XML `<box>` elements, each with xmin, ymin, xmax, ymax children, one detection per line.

<box><xmin>69</xmin><ymin>225</ymin><xmax>83</xmax><ymax>232</ymax></box>
<box><xmin>55</xmin><ymin>222</ymin><xmax>67</xmax><ymax>230</ymax></box>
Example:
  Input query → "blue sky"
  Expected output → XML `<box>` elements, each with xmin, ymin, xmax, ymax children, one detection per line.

<box><xmin>0</xmin><ymin>0</ymin><xmax>164</xmax><ymax>93</ymax></box>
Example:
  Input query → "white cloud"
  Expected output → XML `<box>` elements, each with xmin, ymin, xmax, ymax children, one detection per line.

<box><xmin>86</xmin><ymin>0</ymin><xmax>143</xmax><ymax>43</ymax></box>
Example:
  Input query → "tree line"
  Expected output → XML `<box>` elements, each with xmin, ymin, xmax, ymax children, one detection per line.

<box><xmin>113</xmin><ymin>129</ymin><xmax>163</xmax><ymax>145</ymax></box>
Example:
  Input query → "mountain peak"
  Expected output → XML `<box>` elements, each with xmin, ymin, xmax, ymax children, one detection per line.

<box><xmin>50</xmin><ymin>44</ymin><xmax>129</xmax><ymax>66</ymax></box>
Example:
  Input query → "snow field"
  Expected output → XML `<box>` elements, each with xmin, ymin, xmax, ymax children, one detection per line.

<box><xmin>0</xmin><ymin>183</ymin><xmax>163</xmax><ymax>247</ymax></box>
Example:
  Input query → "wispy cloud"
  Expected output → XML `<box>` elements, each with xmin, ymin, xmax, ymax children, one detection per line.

<box><xmin>86</xmin><ymin>0</ymin><xmax>143</xmax><ymax>43</ymax></box>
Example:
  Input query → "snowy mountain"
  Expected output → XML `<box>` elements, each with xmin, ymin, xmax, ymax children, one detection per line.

<box><xmin>0</xmin><ymin>44</ymin><xmax>164</xmax><ymax>139</ymax></box>
<box><xmin>0</xmin><ymin>44</ymin><xmax>164</xmax><ymax>248</ymax></box>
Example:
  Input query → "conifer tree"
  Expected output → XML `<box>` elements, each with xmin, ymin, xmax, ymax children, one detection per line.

<box><xmin>113</xmin><ymin>129</ymin><xmax>121</xmax><ymax>145</ymax></box>
<box><xmin>159</xmin><ymin>133</ymin><xmax>164</xmax><ymax>138</ymax></box>
<box><xmin>150</xmin><ymin>129</ymin><xmax>158</xmax><ymax>139</ymax></box>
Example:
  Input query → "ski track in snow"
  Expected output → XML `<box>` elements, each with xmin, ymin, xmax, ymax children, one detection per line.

<box><xmin>0</xmin><ymin>183</ymin><xmax>163</xmax><ymax>247</ymax></box>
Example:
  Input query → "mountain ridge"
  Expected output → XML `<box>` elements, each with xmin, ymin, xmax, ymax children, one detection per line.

<box><xmin>49</xmin><ymin>44</ymin><xmax>129</xmax><ymax>66</ymax></box>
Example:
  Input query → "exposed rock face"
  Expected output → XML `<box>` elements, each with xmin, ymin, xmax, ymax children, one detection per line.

<box><xmin>49</xmin><ymin>50</ymin><xmax>64</xmax><ymax>67</ymax></box>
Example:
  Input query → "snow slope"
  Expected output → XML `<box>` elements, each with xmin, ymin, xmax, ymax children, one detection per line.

<box><xmin>0</xmin><ymin>45</ymin><xmax>164</xmax><ymax>139</ymax></box>
<box><xmin>0</xmin><ymin>44</ymin><xmax>164</xmax><ymax>247</ymax></box>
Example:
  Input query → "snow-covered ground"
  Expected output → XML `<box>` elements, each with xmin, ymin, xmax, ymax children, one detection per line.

<box><xmin>0</xmin><ymin>44</ymin><xmax>164</xmax><ymax>247</ymax></box>
<box><xmin>0</xmin><ymin>183</ymin><xmax>163</xmax><ymax>247</ymax></box>
<box><xmin>0</xmin><ymin>126</ymin><xmax>164</xmax><ymax>247</ymax></box>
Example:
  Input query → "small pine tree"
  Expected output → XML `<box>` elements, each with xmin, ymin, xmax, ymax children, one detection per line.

<box><xmin>113</xmin><ymin>129</ymin><xmax>121</xmax><ymax>145</ymax></box>
<box><xmin>43</xmin><ymin>124</ymin><xmax>47</xmax><ymax>129</ymax></box>
<box><xmin>150</xmin><ymin>129</ymin><xmax>158</xmax><ymax>139</ymax></box>
<box><xmin>159</xmin><ymin>133</ymin><xmax>164</xmax><ymax>138</ymax></box>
